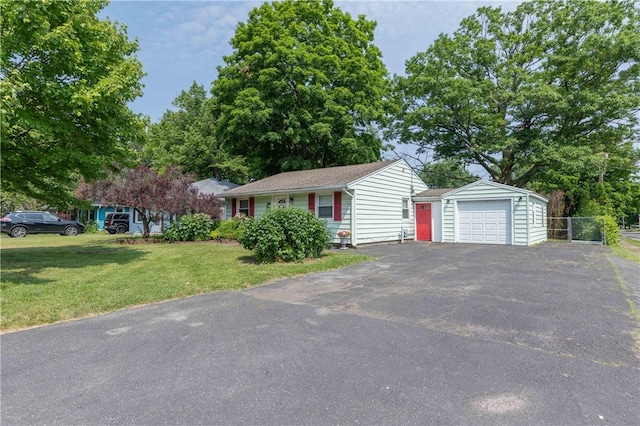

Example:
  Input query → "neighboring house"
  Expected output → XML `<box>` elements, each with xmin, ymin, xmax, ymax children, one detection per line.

<box><xmin>413</xmin><ymin>181</ymin><xmax>548</xmax><ymax>246</ymax></box>
<box><xmin>70</xmin><ymin>205</ymin><xmax>131</xmax><ymax>231</ymax></box>
<box><xmin>72</xmin><ymin>178</ymin><xmax>237</xmax><ymax>234</ymax></box>
<box><xmin>130</xmin><ymin>178</ymin><xmax>240</xmax><ymax>234</ymax></box>
<box><xmin>191</xmin><ymin>178</ymin><xmax>239</xmax><ymax>220</ymax></box>
<box><xmin>221</xmin><ymin>159</ymin><xmax>428</xmax><ymax>246</ymax></box>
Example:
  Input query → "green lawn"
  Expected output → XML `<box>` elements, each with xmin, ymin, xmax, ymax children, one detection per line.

<box><xmin>0</xmin><ymin>234</ymin><xmax>371</xmax><ymax>332</ymax></box>
<box><xmin>611</xmin><ymin>236</ymin><xmax>640</xmax><ymax>264</ymax></box>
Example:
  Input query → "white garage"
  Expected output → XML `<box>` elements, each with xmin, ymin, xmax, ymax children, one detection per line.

<box><xmin>414</xmin><ymin>181</ymin><xmax>548</xmax><ymax>246</ymax></box>
<box><xmin>457</xmin><ymin>200</ymin><xmax>511</xmax><ymax>244</ymax></box>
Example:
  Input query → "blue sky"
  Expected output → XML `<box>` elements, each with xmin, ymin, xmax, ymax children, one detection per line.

<box><xmin>102</xmin><ymin>0</ymin><xmax>520</xmax><ymax>124</ymax></box>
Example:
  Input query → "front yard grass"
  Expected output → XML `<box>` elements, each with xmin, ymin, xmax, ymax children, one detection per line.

<box><xmin>611</xmin><ymin>236</ymin><xmax>640</xmax><ymax>264</ymax></box>
<box><xmin>0</xmin><ymin>234</ymin><xmax>371</xmax><ymax>332</ymax></box>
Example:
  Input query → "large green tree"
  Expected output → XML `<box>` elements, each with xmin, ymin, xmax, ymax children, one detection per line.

<box><xmin>211</xmin><ymin>0</ymin><xmax>389</xmax><ymax>178</ymax></box>
<box><xmin>145</xmin><ymin>82</ymin><xmax>249</xmax><ymax>183</ymax></box>
<box><xmin>0</xmin><ymin>0</ymin><xmax>145</xmax><ymax>205</ymax></box>
<box><xmin>419</xmin><ymin>159</ymin><xmax>477</xmax><ymax>189</ymax></box>
<box><xmin>394</xmin><ymin>0</ymin><xmax>639</xmax><ymax>208</ymax></box>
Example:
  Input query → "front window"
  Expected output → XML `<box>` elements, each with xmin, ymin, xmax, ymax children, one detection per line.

<box><xmin>239</xmin><ymin>199</ymin><xmax>250</xmax><ymax>215</ymax></box>
<box><xmin>134</xmin><ymin>209</ymin><xmax>144</xmax><ymax>223</ymax></box>
<box><xmin>402</xmin><ymin>198</ymin><xmax>410</xmax><ymax>219</ymax></box>
<box><xmin>318</xmin><ymin>194</ymin><xmax>333</xmax><ymax>219</ymax></box>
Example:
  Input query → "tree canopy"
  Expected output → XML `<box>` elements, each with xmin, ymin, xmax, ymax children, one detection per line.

<box><xmin>145</xmin><ymin>82</ymin><xmax>250</xmax><ymax>184</ymax></box>
<box><xmin>419</xmin><ymin>159</ymin><xmax>477</xmax><ymax>189</ymax></box>
<box><xmin>393</xmin><ymin>0</ymin><xmax>639</xmax><ymax>214</ymax></box>
<box><xmin>76</xmin><ymin>165</ymin><xmax>223</xmax><ymax>237</ymax></box>
<box><xmin>0</xmin><ymin>0</ymin><xmax>145</xmax><ymax>205</ymax></box>
<box><xmin>211</xmin><ymin>0</ymin><xmax>390</xmax><ymax>179</ymax></box>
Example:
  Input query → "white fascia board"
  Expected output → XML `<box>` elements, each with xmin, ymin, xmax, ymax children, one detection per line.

<box><xmin>347</xmin><ymin>158</ymin><xmax>408</xmax><ymax>187</ymax></box>
<box><xmin>443</xmin><ymin>179</ymin><xmax>548</xmax><ymax>203</ymax></box>
<box><xmin>413</xmin><ymin>196</ymin><xmax>444</xmax><ymax>202</ymax></box>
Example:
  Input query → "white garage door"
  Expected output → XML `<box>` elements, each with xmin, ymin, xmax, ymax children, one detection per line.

<box><xmin>457</xmin><ymin>200</ymin><xmax>511</xmax><ymax>245</ymax></box>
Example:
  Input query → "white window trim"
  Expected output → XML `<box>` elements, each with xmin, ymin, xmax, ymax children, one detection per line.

<box><xmin>238</xmin><ymin>198</ymin><xmax>250</xmax><ymax>215</ymax></box>
<box><xmin>530</xmin><ymin>202</ymin><xmax>536</xmax><ymax>227</ymax></box>
<box><xmin>402</xmin><ymin>197</ymin><xmax>410</xmax><ymax>220</ymax></box>
<box><xmin>134</xmin><ymin>209</ymin><xmax>143</xmax><ymax>224</ymax></box>
<box><xmin>317</xmin><ymin>193</ymin><xmax>333</xmax><ymax>219</ymax></box>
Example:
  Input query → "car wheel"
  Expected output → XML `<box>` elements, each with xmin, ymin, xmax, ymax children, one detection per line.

<box><xmin>115</xmin><ymin>224</ymin><xmax>127</xmax><ymax>234</ymax></box>
<box><xmin>10</xmin><ymin>226</ymin><xmax>27</xmax><ymax>238</ymax></box>
<box><xmin>64</xmin><ymin>226</ymin><xmax>79</xmax><ymax>236</ymax></box>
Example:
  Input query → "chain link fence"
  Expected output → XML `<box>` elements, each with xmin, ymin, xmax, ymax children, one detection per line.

<box><xmin>547</xmin><ymin>217</ymin><xmax>604</xmax><ymax>244</ymax></box>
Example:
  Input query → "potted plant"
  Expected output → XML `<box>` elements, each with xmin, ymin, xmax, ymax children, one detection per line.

<box><xmin>337</xmin><ymin>230</ymin><xmax>351</xmax><ymax>249</ymax></box>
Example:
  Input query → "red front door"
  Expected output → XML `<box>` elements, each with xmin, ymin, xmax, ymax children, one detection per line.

<box><xmin>416</xmin><ymin>203</ymin><xmax>432</xmax><ymax>241</ymax></box>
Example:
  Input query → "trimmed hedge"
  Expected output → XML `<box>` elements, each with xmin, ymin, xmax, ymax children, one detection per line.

<box><xmin>210</xmin><ymin>214</ymin><xmax>251</xmax><ymax>240</ymax></box>
<box><xmin>163</xmin><ymin>213</ymin><xmax>213</xmax><ymax>242</ymax></box>
<box><xmin>238</xmin><ymin>207</ymin><xmax>330</xmax><ymax>263</ymax></box>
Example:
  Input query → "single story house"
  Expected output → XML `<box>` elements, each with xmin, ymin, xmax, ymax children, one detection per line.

<box><xmin>70</xmin><ymin>205</ymin><xmax>132</xmax><ymax>231</ymax></box>
<box><xmin>413</xmin><ymin>181</ymin><xmax>548</xmax><ymax>246</ymax></box>
<box><xmin>73</xmin><ymin>178</ymin><xmax>239</xmax><ymax>234</ymax></box>
<box><xmin>221</xmin><ymin>159</ymin><xmax>428</xmax><ymax>246</ymax></box>
<box><xmin>191</xmin><ymin>178</ymin><xmax>239</xmax><ymax>220</ymax></box>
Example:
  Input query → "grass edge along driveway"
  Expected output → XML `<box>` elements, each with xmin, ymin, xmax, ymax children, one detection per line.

<box><xmin>0</xmin><ymin>234</ymin><xmax>371</xmax><ymax>332</ymax></box>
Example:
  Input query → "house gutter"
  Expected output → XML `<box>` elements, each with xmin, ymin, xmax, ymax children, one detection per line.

<box><xmin>343</xmin><ymin>187</ymin><xmax>356</xmax><ymax>247</ymax></box>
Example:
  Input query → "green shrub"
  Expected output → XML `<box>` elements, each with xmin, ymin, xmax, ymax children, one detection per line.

<box><xmin>163</xmin><ymin>213</ymin><xmax>213</xmax><ymax>242</ymax></box>
<box><xmin>595</xmin><ymin>215</ymin><xmax>619</xmax><ymax>245</ymax></box>
<box><xmin>83</xmin><ymin>221</ymin><xmax>99</xmax><ymax>234</ymax></box>
<box><xmin>238</xmin><ymin>207</ymin><xmax>330</xmax><ymax>263</ymax></box>
<box><xmin>210</xmin><ymin>214</ymin><xmax>251</xmax><ymax>240</ymax></box>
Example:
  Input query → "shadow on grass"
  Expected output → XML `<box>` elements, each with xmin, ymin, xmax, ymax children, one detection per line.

<box><xmin>236</xmin><ymin>251</ymin><xmax>336</xmax><ymax>265</ymax></box>
<box><xmin>237</xmin><ymin>254</ymin><xmax>260</xmax><ymax>264</ymax></box>
<box><xmin>0</xmin><ymin>245</ymin><xmax>145</xmax><ymax>286</ymax></box>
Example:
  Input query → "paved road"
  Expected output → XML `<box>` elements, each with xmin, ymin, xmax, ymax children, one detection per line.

<box><xmin>2</xmin><ymin>242</ymin><xmax>639</xmax><ymax>425</ymax></box>
<box><xmin>621</xmin><ymin>230</ymin><xmax>640</xmax><ymax>240</ymax></box>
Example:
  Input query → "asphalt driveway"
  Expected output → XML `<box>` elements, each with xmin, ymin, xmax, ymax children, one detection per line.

<box><xmin>2</xmin><ymin>242</ymin><xmax>639</xmax><ymax>425</ymax></box>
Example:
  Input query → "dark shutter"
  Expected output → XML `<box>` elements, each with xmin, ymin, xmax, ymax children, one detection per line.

<box><xmin>249</xmin><ymin>197</ymin><xmax>255</xmax><ymax>217</ymax></box>
<box><xmin>308</xmin><ymin>193</ymin><xmax>316</xmax><ymax>212</ymax></box>
<box><xmin>333</xmin><ymin>192</ymin><xmax>342</xmax><ymax>222</ymax></box>
<box><xmin>231</xmin><ymin>198</ymin><xmax>237</xmax><ymax>216</ymax></box>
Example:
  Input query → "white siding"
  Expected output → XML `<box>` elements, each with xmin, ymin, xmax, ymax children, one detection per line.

<box><xmin>351</xmin><ymin>161</ymin><xmax>428</xmax><ymax>245</ymax></box>
<box><xmin>228</xmin><ymin>192</ymin><xmax>354</xmax><ymax>244</ymax></box>
<box><xmin>513</xmin><ymin>198</ymin><xmax>528</xmax><ymax>246</ymax></box>
<box><xmin>528</xmin><ymin>197</ymin><xmax>548</xmax><ymax>245</ymax></box>
<box><xmin>442</xmin><ymin>200</ymin><xmax>455</xmax><ymax>242</ymax></box>
<box><xmin>440</xmin><ymin>181</ymin><xmax>548</xmax><ymax>246</ymax></box>
<box><xmin>432</xmin><ymin>200</ymin><xmax>443</xmax><ymax>242</ymax></box>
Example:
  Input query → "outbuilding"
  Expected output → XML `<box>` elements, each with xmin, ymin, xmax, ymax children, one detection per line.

<box><xmin>414</xmin><ymin>181</ymin><xmax>548</xmax><ymax>246</ymax></box>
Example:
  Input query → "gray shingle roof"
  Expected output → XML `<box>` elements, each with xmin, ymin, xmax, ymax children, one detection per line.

<box><xmin>222</xmin><ymin>160</ymin><xmax>399</xmax><ymax>196</ymax></box>
<box><xmin>191</xmin><ymin>178</ymin><xmax>238</xmax><ymax>195</ymax></box>
<box><xmin>415</xmin><ymin>188</ymin><xmax>457</xmax><ymax>197</ymax></box>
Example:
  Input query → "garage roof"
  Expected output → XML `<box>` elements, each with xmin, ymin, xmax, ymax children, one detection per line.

<box><xmin>415</xmin><ymin>180</ymin><xmax>548</xmax><ymax>202</ymax></box>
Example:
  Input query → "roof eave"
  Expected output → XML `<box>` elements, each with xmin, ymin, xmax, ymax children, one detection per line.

<box><xmin>221</xmin><ymin>184</ymin><xmax>348</xmax><ymax>197</ymax></box>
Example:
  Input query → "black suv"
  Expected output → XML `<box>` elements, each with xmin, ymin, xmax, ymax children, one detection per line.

<box><xmin>104</xmin><ymin>213</ymin><xmax>130</xmax><ymax>234</ymax></box>
<box><xmin>0</xmin><ymin>211</ymin><xmax>85</xmax><ymax>238</ymax></box>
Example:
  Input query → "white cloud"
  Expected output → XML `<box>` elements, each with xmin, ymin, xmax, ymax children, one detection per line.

<box><xmin>103</xmin><ymin>0</ymin><xmax>522</xmax><ymax>121</ymax></box>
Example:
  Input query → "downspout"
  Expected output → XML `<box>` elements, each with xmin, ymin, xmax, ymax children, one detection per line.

<box><xmin>525</xmin><ymin>194</ymin><xmax>530</xmax><ymax>246</ymax></box>
<box><xmin>343</xmin><ymin>188</ymin><xmax>356</xmax><ymax>247</ymax></box>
